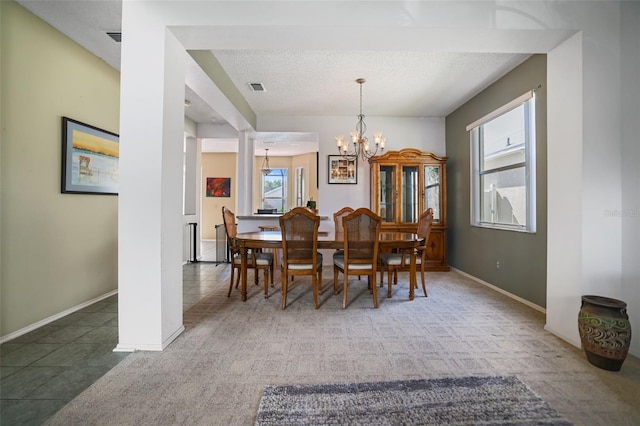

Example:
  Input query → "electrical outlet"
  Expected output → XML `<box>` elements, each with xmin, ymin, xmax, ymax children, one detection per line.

<box><xmin>496</xmin><ymin>261</ymin><xmax>500</xmax><ymax>270</ymax></box>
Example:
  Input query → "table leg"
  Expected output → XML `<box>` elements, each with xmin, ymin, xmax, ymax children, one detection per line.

<box><xmin>409</xmin><ymin>249</ymin><xmax>416</xmax><ymax>301</ymax></box>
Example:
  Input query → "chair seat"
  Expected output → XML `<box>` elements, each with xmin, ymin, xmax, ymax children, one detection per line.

<box><xmin>380</xmin><ymin>252</ymin><xmax>423</xmax><ymax>266</ymax></box>
<box><xmin>283</xmin><ymin>253</ymin><xmax>323</xmax><ymax>270</ymax></box>
<box><xmin>333</xmin><ymin>256</ymin><xmax>373</xmax><ymax>270</ymax></box>
<box><xmin>233</xmin><ymin>252</ymin><xmax>274</xmax><ymax>266</ymax></box>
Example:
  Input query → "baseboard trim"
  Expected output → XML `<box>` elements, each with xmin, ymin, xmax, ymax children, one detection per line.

<box><xmin>450</xmin><ymin>267</ymin><xmax>546</xmax><ymax>314</ymax></box>
<box><xmin>0</xmin><ymin>289</ymin><xmax>118</xmax><ymax>344</ymax></box>
<box><xmin>113</xmin><ymin>325</ymin><xmax>185</xmax><ymax>352</ymax></box>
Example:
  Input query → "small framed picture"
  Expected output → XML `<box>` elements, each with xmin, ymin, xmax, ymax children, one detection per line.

<box><xmin>206</xmin><ymin>177</ymin><xmax>231</xmax><ymax>197</ymax></box>
<box><xmin>61</xmin><ymin>117</ymin><xmax>119</xmax><ymax>195</ymax></box>
<box><xmin>328</xmin><ymin>155</ymin><xmax>357</xmax><ymax>184</ymax></box>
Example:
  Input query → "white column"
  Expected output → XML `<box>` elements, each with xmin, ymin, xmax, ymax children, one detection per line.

<box><xmin>547</xmin><ymin>13</ymin><xmax>625</xmax><ymax>348</ymax></box>
<box><xmin>182</xmin><ymin>136</ymin><xmax>199</xmax><ymax>262</ymax></box>
<box><xmin>116</xmin><ymin>2</ymin><xmax>185</xmax><ymax>351</ymax></box>
<box><xmin>546</xmin><ymin>33</ymin><xmax>584</xmax><ymax>346</ymax></box>
<box><xmin>237</xmin><ymin>131</ymin><xmax>254</xmax><ymax>216</ymax></box>
<box><xmin>184</xmin><ymin>136</ymin><xmax>197</xmax><ymax>216</ymax></box>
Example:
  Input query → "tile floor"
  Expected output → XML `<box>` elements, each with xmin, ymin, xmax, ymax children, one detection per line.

<box><xmin>0</xmin><ymin>242</ymin><xmax>224</xmax><ymax>426</ymax></box>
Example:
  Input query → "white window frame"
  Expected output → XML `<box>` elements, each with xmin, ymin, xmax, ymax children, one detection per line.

<box><xmin>261</xmin><ymin>168</ymin><xmax>288</xmax><ymax>213</ymax></box>
<box><xmin>468</xmin><ymin>91</ymin><xmax>536</xmax><ymax>233</ymax></box>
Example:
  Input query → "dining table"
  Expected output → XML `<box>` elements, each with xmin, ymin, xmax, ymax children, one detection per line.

<box><xmin>233</xmin><ymin>229</ymin><xmax>424</xmax><ymax>302</ymax></box>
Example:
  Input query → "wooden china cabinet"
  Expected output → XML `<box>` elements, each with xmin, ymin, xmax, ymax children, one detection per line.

<box><xmin>370</xmin><ymin>148</ymin><xmax>449</xmax><ymax>271</ymax></box>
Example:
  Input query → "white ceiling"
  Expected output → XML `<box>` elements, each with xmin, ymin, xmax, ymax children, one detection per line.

<box><xmin>17</xmin><ymin>0</ymin><xmax>551</xmax><ymax>155</ymax></box>
<box><xmin>212</xmin><ymin>49</ymin><xmax>529</xmax><ymax>118</ymax></box>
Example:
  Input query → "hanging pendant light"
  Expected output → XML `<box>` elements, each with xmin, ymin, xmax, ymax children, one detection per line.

<box><xmin>260</xmin><ymin>148</ymin><xmax>272</xmax><ymax>175</ymax></box>
<box><xmin>335</xmin><ymin>78</ymin><xmax>385</xmax><ymax>161</ymax></box>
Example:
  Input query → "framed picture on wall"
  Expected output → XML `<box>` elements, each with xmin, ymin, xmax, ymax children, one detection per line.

<box><xmin>206</xmin><ymin>177</ymin><xmax>231</xmax><ymax>197</ymax></box>
<box><xmin>328</xmin><ymin>155</ymin><xmax>357</xmax><ymax>184</ymax></box>
<box><xmin>61</xmin><ymin>117</ymin><xmax>119</xmax><ymax>195</ymax></box>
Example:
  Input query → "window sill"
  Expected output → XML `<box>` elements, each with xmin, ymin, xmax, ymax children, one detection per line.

<box><xmin>471</xmin><ymin>223</ymin><xmax>535</xmax><ymax>234</ymax></box>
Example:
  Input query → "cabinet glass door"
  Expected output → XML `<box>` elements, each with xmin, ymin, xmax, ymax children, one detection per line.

<box><xmin>378</xmin><ymin>165</ymin><xmax>395</xmax><ymax>222</ymax></box>
<box><xmin>401</xmin><ymin>165</ymin><xmax>419</xmax><ymax>223</ymax></box>
<box><xmin>424</xmin><ymin>165</ymin><xmax>441</xmax><ymax>223</ymax></box>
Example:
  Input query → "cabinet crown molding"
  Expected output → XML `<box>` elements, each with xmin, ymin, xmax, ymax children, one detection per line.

<box><xmin>370</xmin><ymin>148</ymin><xmax>448</xmax><ymax>163</ymax></box>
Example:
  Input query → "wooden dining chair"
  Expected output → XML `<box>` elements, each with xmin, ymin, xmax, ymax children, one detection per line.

<box><xmin>332</xmin><ymin>206</ymin><xmax>354</xmax><ymax>260</ymax></box>
<box><xmin>333</xmin><ymin>206</ymin><xmax>354</xmax><ymax>235</ymax></box>
<box><xmin>333</xmin><ymin>208</ymin><xmax>382</xmax><ymax>309</ymax></box>
<box><xmin>380</xmin><ymin>208</ymin><xmax>433</xmax><ymax>298</ymax></box>
<box><xmin>258</xmin><ymin>225</ymin><xmax>280</xmax><ymax>268</ymax></box>
<box><xmin>222</xmin><ymin>206</ymin><xmax>274</xmax><ymax>298</ymax></box>
<box><xmin>279</xmin><ymin>207</ymin><xmax>323</xmax><ymax>309</ymax></box>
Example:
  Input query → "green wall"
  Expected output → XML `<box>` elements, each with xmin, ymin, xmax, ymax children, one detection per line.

<box><xmin>1</xmin><ymin>1</ymin><xmax>120</xmax><ymax>338</ymax></box>
<box><xmin>445</xmin><ymin>55</ymin><xmax>548</xmax><ymax>307</ymax></box>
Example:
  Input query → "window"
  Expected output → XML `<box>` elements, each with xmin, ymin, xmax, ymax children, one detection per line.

<box><xmin>468</xmin><ymin>91</ymin><xmax>536</xmax><ymax>232</ymax></box>
<box><xmin>262</xmin><ymin>168</ymin><xmax>288</xmax><ymax>212</ymax></box>
<box><xmin>294</xmin><ymin>167</ymin><xmax>304</xmax><ymax>207</ymax></box>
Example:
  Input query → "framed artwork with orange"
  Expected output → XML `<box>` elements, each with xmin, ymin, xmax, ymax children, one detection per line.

<box><xmin>206</xmin><ymin>177</ymin><xmax>231</xmax><ymax>197</ymax></box>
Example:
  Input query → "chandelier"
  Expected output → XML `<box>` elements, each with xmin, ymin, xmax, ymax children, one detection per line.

<box><xmin>260</xmin><ymin>148</ymin><xmax>272</xmax><ymax>175</ymax></box>
<box><xmin>335</xmin><ymin>78</ymin><xmax>385</xmax><ymax>161</ymax></box>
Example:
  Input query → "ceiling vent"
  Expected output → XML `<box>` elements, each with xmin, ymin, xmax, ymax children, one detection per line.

<box><xmin>248</xmin><ymin>83</ymin><xmax>266</xmax><ymax>92</ymax></box>
<box><xmin>106</xmin><ymin>32</ymin><xmax>122</xmax><ymax>42</ymax></box>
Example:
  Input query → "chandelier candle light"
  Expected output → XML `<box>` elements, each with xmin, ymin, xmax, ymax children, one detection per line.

<box><xmin>336</xmin><ymin>78</ymin><xmax>385</xmax><ymax>161</ymax></box>
<box><xmin>261</xmin><ymin>148</ymin><xmax>272</xmax><ymax>175</ymax></box>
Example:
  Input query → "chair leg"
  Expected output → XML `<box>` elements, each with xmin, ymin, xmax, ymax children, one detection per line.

<box><xmin>235</xmin><ymin>266</ymin><xmax>241</xmax><ymax>289</ymax></box>
<box><xmin>263</xmin><ymin>267</ymin><xmax>269</xmax><ymax>298</ymax></box>
<box><xmin>333</xmin><ymin>267</ymin><xmax>339</xmax><ymax>295</ymax></box>
<box><xmin>420</xmin><ymin>265</ymin><xmax>427</xmax><ymax>297</ymax></box>
<box><xmin>228</xmin><ymin>266</ymin><xmax>235</xmax><ymax>297</ymax></box>
<box><xmin>371</xmin><ymin>272</ymin><xmax>379</xmax><ymax>308</ymax></box>
<box><xmin>342</xmin><ymin>272</ymin><xmax>349</xmax><ymax>309</ymax></box>
<box><xmin>312</xmin><ymin>275</ymin><xmax>319</xmax><ymax>309</ymax></box>
<box><xmin>318</xmin><ymin>267</ymin><xmax>323</xmax><ymax>294</ymax></box>
<box><xmin>387</xmin><ymin>268</ymin><xmax>393</xmax><ymax>298</ymax></box>
<box><xmin>270</xmin><ymin>262</ymin><xmax>275</xmax><ymax>287</ymax></box>
<box><xmin>281</xmin><ymin>271</ymin><xmax>288</xmax><ymax>310</ymax></box>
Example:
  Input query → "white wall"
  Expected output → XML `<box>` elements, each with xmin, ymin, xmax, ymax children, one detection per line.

<box><xmin>620</xmin><ymin>1</ymin><xmax>640</xmax><ymax>357</ymax></box>
<box><xmin>258</xmin><ymin>115</ymin><xmax>445</xmax><ymax>226</ymax></box>
<box><xmin>546</xmin><ymin>33</ymin><xmax>584</xmax><ymax>347</ymax></box>
<box><xmin>545</xmin><ymin>2</ymin><xmax>639</xmax><ymax>357</ymax></box>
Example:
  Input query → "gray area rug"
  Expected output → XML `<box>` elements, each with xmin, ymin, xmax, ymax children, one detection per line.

<box><xmin>255</xmin><ymin>375</ymin><xmax>571</xmax><ymax>425</ymax></box>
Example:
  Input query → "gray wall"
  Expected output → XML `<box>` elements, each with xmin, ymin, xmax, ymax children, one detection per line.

<box><xmin>445</xmin><ymin>55</ymin><xmax>547</xmax><ymax>307</ymax></box>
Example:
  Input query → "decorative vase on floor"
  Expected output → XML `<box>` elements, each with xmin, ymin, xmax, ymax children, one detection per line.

<box><xmin>578</xmin><ymin>295</ymin><xmax>632</xmax><ymax>371</ymax></box>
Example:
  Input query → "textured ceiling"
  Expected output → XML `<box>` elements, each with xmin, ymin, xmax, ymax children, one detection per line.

<box><xmin>16</xmin><ymin>0</ymin><xmax>544</xmax><ymax>155</ymax></box>
<box><xmin>213</xmin><ymin>49</ymin><xmax>529</xmax><ymax>118</ymax></box>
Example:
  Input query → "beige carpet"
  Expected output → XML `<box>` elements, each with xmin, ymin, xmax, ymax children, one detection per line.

<box><xmin>45</xmin><ymin>266</ymin><xmax>640</xmax><ymax>425</ymax></box>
